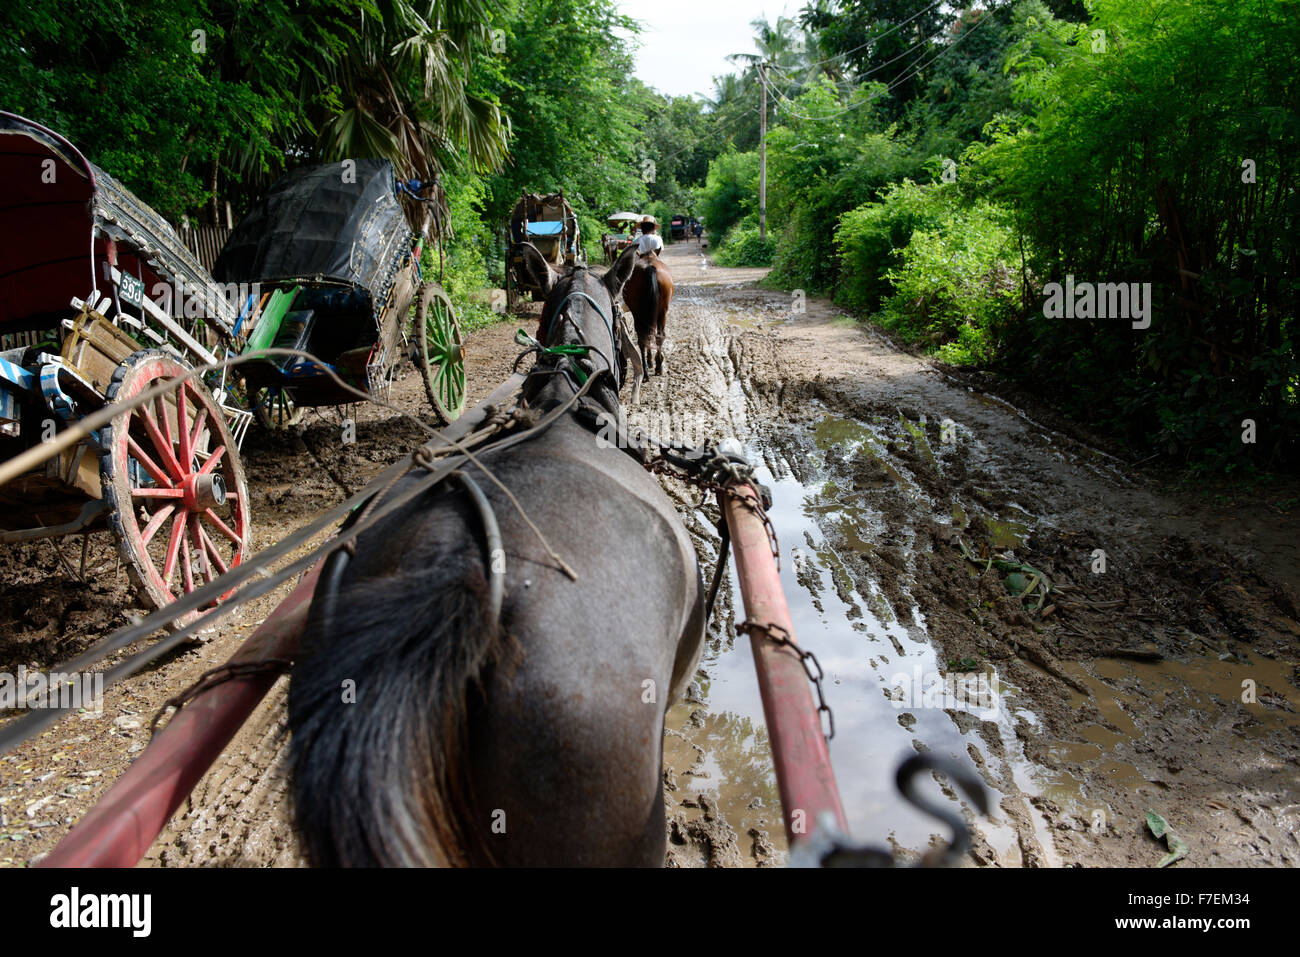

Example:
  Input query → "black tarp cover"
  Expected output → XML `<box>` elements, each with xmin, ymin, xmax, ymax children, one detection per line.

<box><xmin>213</xmin><ymin>160</ymin><xmax>411</xmax><ymax>307</ymax></box>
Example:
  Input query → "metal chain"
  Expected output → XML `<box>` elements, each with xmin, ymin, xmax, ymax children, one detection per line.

<box><xmin>646</xmin><ymin>454</ymin><xmax>781</xmax><ymax>569</ymax></box>
<box><xmin>736</xmin><ymin>620</ymin><xmax>834</xmax><ymax>741</ymax></box>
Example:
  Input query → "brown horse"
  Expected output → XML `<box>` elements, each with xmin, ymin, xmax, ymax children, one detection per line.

<box><xmin>622</xmin><ymin>253</ymin><xmax>673</xmax><ymax>378</ymax></box>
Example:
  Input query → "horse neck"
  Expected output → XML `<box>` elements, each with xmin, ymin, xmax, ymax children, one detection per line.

<box><xmin>529</xmin><ymin>277</ymin><xmax>621</xmax><ymax>413</ymax></box>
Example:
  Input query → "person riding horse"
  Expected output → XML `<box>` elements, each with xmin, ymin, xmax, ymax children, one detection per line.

<box><xmin>621</xmin><ymin>218</ymin><xmax>673</xmax><ymax>378</ymax></box>
<box><xmin>633</xmin><ymin>216</ymin><xmax>663</xmax><ymax>258</ymax></box>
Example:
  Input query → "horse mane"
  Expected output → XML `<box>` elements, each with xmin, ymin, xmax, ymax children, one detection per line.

<box><xmin>288</xmin><ymin>487</ymin><xmax>513</xmax><ymax>866</ymax></box>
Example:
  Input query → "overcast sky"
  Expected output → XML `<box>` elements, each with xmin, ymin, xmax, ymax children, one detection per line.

<box><xmin>615</xmin><ymin>0</ymin><xmax>801</xmax><ymax>101</ymax></box>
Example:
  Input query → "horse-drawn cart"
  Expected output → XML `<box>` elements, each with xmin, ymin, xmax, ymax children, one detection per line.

<box><xmin>0</xmin><ymin>111</ymin><xmax>252</xmax><ymax>619</ymax></box>
<box><xmin>213</xmin><ymin>159</ymin><xmax>467</xmax><ymax>425</ymax></box>
<box><xmin>601</xmin><ymin>211</ymin><xmax>642</xmax><ymax>264</ymax></box>
<box><xmin>504</xmin><ymin>190</ymin><xmax>584</xmax><ymax>311</ymax></box>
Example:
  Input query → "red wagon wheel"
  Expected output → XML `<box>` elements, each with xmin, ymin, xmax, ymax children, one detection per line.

<box><xmin>100</xmin><ymin>350</ymin><xmax>252</xmax><ymax>623</ymax></box>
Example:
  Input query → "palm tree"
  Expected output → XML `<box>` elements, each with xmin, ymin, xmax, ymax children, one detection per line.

<box><xmin>727</xmin><ymin>15</ymin><xmax>808</xmax><ymax>79</ymax></box>
<box><xmin>723</xmin><ymin>15</ymin><xmax>844</xmax><ymax>128</ymax></box>
<box><xmin>319</xmin><ymin>1</ymin><xmax>508</xmax><ymax>171</ymax></box>
<box><xmin>274</xmin><ymin>0</ymin><xmax>511</xmax><ymax>234</ymax></box>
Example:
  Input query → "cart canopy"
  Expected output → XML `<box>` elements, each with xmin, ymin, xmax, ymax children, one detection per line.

<box><xmin>525</xmin><ymin>221</ymin><xmax>565</xmax><ymax>237</ymax></box>
<box><xmin>213</xmin><ymin>159</ymin><xmax>412</xmax><ymax>301</ymax></box>
<box><xmin>0</xmin><ymin>111</ymin><xmax>236</xmax><ymax>332</ymax></box>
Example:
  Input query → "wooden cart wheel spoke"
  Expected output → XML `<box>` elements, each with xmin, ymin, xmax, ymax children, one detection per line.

<box><xmin>176</xmin><ymin>381</ymin><xmax>191</xmax><ymax>467</ymax></box>
<box><xmin>429</xmin><ymin>302</ymin><xmax>450</xmax><ymax>348</ymax></box>
<box><xmin>188</xmin><ymin>514</ymin><xmax>215</xmax><ymax>584</ymax></box>
<box><xmin>180</xmin><ymin>521</ymin><xmax>195</xmax><ymax>594</ymax></box>
<box><xmin>132</xmin><ymin>486</ymin><xmax>185</xmax><ymax>499</ymax></box>
<box><xmin>441</xmin><ymin>361</ymin><xmax>462</xmax><ymax>408</ymax></box>
<box><xmin>140</xmin><ymin>505</ymin><xmax>176</xmax><ymax>548</ymax></box>
<box><xmin>162</xmin><ymin>512</ymin><xmax>186</xmax><ymax>587</ymax></box>
<box><xmin>197</xmin><ymin>524</ymin><xmax>230</xmax><ymax>576</ymax></box>
<box><xmin>197</xmin><ymin>446</ymin><xmax>227</xmax><ymax>475</ymax></box>
<box><xmin>139</xmin><ymin>405</ymin><xmax>185</xmax><ymax>481</ymax></box>
<box><xmin>201</xmin><ymin>508</ymin><xmax>243</xmax><ymax>545</ymax></box>
<box><xmin>154</xmin><ymin>395</ymin><xmax>174</xmax><ymax>455</ymax></box>
<box><xmin>187</xmin><ymin>406</ymin><xmax>210</xmax><ymax>466</ymax></box>
<box><xmin>126</xmin><ymin>436</ymin><xmax>175</xmax><ymax>488</ymax></box>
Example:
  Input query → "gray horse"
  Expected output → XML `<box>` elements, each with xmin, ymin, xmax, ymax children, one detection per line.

<box><xmin>287</xmin><ymin>244</ymin><xmax>705</xmax><ymax>866</ymax></box>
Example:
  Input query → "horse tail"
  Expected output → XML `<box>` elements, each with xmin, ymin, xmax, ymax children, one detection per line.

<box><xmin>656</xmin><ymin>263</ymin><xmax>673</xmax><ymax>335</ymax></box>
<box><xmin>288</xmin><ymin>508</ymin><xmax>503</xmax><ymax>867</ymax></box>
<box><xmin>645</xmin><ymin>261</ymin><xmax>660</xmax><ymax>334</ymax></box>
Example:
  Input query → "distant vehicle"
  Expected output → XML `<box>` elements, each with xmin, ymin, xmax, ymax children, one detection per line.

<box><xmin>669</xmin><ymin>215</ymin><xmax>688</xmax><ymax>241</ymax></box>
<box><xmin>504</xmin><ymin>191</ymin><xmax>584</xmax><ymax>310</ymax></box>
<box><xmin>601</xmin><ymin>211</ymin><xmax>641</xmax><ymax>264</ymax></box>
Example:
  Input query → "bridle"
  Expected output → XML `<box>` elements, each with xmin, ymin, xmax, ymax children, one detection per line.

<box><xmin>528</xmin><ymin>280</ymin><xmax>627</xmax><ymax>399</ymax></box>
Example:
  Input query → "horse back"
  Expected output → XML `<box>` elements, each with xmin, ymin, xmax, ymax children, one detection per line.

<box><xmin>651</xmin><ymin>258</ymin><xmax>673</xmax><ymax>333</ymax></box>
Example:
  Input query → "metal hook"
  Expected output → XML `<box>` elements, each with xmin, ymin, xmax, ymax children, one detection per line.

<box><xmin>789</xmin><ymin>754</ymin><xmax>990</xmax><ymax>868</ymax></box>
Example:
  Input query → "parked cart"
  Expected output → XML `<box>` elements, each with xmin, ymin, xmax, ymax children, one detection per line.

<box><xmin>504</xmin><ymin>190</ymin><xmax>584</xmax><ymax>311</ymax></box>
<box><xmin>213</xmin><ymin>159</ymin><xmax>467</xmax><ymax>426</ymax></box>
<box><xmin>0</xmin><ymin>111</ymin><xmax>252</xmax><ymax>619</ymax></box>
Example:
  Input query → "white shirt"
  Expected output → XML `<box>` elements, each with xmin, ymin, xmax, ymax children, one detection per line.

<box><xmin>635</xmin><ymin>232</ymin><xmax>663</xmax><ymax>255</ymax></box>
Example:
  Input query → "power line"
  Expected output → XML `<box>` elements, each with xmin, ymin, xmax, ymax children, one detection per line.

<box><xmin>763</xmin><ymin>6</ymin><xmax>971</xmax><ymax>114</ymax></box>
<box><xmin>799</xmin><ymin>0</ymin><xmax>949</xmax><ymax>70</ymax></box>
<box><xmin>762</xmin><ymin>11</ymin><xmax>998</xmax><ymax>122</ymax></box>
<box><xmin>657</xmin><ymin>105</ymin><xmax>758</xmax><ymax>164</ymax></box>
<box><xmin>770</xmin><ymin>22</ymin><xmax>938</xmax><ymax>93</ymax></box>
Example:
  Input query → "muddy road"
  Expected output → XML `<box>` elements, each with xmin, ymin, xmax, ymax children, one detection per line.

<box><xmin>3</xmin><ymin>239</ymin><xmax>1298</xmax><ymax>867</ymax></box>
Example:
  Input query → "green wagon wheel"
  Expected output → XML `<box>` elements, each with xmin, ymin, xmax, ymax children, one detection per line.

<box><xmin>415</xmin><ymin>283</ymin><xmax>466</xmax><ymax>423</ymax></box>
<box><xmin>252</xmin><ymin>385</ymin><xmax>304</xmax><ymax>431</ymax></box>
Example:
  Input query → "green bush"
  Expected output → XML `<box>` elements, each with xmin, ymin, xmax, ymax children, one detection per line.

<box><xmin>876</xmin><ymin>199</ymin><xmax>1020</xmax><ymax>364</ymax></box>
<box><xmin>968</xmin><ymin>0</ymin><xmax>1300</xmax><ymax>469</ymax></box>
<box><xmin>834</xmin><ymin>180</ymin><xmax>954</xmax><ymax>313</ymax></box>
<box><xmin>714</xmin><ymin>226</ymin><xmax>776</xmax><ymax>268</ymax></box>
<box><xmin>833</xmin><ymin>179</ymin><xmax>1021</xmax><ymax>365</ymax></box>
<box><xmin>698</xmin><ymin>150</ymin><xmax>759</xmax><ymax>241</ymax></box>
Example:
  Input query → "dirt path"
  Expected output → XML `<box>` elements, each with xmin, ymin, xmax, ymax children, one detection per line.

<box><xmin>3</xmin><ymin>239</ymin><xmax>1297</xmax><ymax>867</ymax></box>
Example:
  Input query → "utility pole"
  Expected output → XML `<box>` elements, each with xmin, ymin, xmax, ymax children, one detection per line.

<box><xmin>758</xmin><ymin>61</ymin><xmax>767</xmax><ymax>242</ymax></box>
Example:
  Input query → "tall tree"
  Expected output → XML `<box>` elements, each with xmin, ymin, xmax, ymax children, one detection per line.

<box><xmin>800</xmin><ymin>0</ymin><xmax>955</xmax><ymax>116</ymax></box>
<box><xmin>478</xmin><ymin>0</ymin><xmax>647</xmax><ymax>229</ymax></box>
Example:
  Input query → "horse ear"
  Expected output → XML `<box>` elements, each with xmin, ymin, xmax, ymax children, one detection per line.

<box><xmin>515</xmin><ymin>242</ymin><xmax>559</xmax><ymax>296</ymax></box>
<box><xmin>604</xmin><ymin>244</ymin><xmax>637</xmax><ymax>297</ymax></box>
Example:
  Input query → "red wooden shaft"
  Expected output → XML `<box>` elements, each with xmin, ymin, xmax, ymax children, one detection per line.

<box><xmin>40</xmin><ymin>568</ymin><xmax>318</xmax><ymax>868</ymax></box>
<box><xmin>723</xmin><ymin>486</ymin><xmax>847</xmax><ymax>846</ymax></box>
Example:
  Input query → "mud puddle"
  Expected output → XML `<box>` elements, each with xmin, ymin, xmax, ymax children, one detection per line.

<box><xmin>664</xmin><ymin>408</ymin><xmax>1051</xmax><ymax>866</ymax></box>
